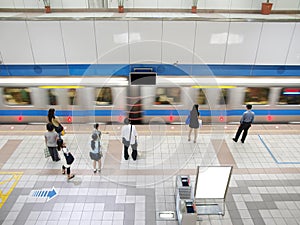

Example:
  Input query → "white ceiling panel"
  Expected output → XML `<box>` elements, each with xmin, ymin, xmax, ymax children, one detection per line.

<box><xmin>256</xmin><ymin>22</ymin><xmax>295</xmax><ymax>65</ymax></box>
<box><xmin>286</xmin><ymin>23</ymin><xmax>300</xmax><ymax>65</ymax></box>
<box><xmin>129</xmin><ymin>21</ymin><xmax>162</xmax><ymax>64</ymax></box>
<box><xmin>27</xmin><ymin>21</ymin><xmax>65</xmax><ymax>64</ymax></box>
<box><xmin>0</xmin><ymin>21</ymin><xmax>34</xmax><ymax>64</ymax></box>
<box><xmin>225</xmin><ymin>22</ymin><xmax>262</xmax><ymax>64</ymax></box>
<box><xmin>95</xmin><ymin>21</ymin><xmax>129</xmax><ymax>64</ymax></box>
<box><xmin>61</xmin><ymin>20</ymin><xmax>97</xmax><ymax>64</ymax></box>
<box><xmin>162</xmin><ymin>21</ymin><xmax>196</xmax><ymax>64</ymax></box>
<box><xmin>194</xmin><ymin>21</ymin><xmax>229</xmax><ymax>64</ymax></box>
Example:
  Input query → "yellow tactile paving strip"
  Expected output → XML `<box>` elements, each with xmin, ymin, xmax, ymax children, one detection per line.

<box><xmin>0</xmin><ymin>172</ymin><xmax>23</xmax><ymax>208</ymax></box>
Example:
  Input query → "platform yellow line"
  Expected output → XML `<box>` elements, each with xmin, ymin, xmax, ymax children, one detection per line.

<box><xmin>0</xmin><ymin>172</ymin><xmax>23</xmax><ymax>208</ymax></box>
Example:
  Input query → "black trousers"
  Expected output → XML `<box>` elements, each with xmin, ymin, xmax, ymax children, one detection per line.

<box><xmin>62</xmin><ymin>165</ymin><xmax>71</xmax><ymax>175</ymax></box>
<box><xmin>48</xmin><ymin>147</ymin><xmax>60</xmax><ymax>161</ymax></box>
<box><xmin>124</xmin><ymin>145</ymin><xmax>137</xmax><ymax>160</ymax></box>
<box><xmin>234</xmin><ymin>123</ymin><xmax>251</xmax><ymax>142</ymax></box>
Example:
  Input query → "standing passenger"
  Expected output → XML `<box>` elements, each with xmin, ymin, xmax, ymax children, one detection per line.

<box><xmin>232</xmin><ymin>104</ymin><xmax>255</xmax><ymax>143</ymax></box>
<box><xmin>48</xmin><ymin>108</ymin><xmax>64</xmax><ymax>152</ymax></box>
<box><xmin>188</xmin><ymin>104</ymin><xmax>200</xmax><ymax>143</ymax></box>
<box><xmin>90</xmin><ymin>133</ymin><xmax>102</xmax><ymax>173</ymax></box>
<box><xmin>44</xmin><ymin>123</ymin><xmax>60</xmax><ymax>162</ymax></box>
<box><xmin>121</xmin><ymin>118</ymin><xmax>138</xmax><ymax>160</ymax></box>
<box><xmin>92</xmin><ymin>123</ymin><xmax>101</xmax><ymax>141</ymax></box>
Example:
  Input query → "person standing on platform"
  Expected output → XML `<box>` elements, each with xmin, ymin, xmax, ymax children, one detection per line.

<box><xmin>47</xmin><ymin>108</ymin><xmax>64</xmax><ymax>139</ymax></box>
<box><xmin>121</xmin><ymin>118</ymin><xmax>138</xmax><ymax>160</ymax></box>
<box><xmin>188</xmin><ymin>104</ymin><xmax>200</xmax><ymax>143</ymax></box>
<box><xmin>90</xmin><ymin>133</ymin><xmax>102</xmax><ymax>173</ymax></box>
<box><xmin>232</xmin><ymin>104</ymin><xmax>255</xmax><ymax>143</ymax></box>
<box><xmin>92</xmin><ymin>123</ymin><xmax>101</xmax><ymax>141</ymax></box>
<box><xmin>44</xmin><ymin>123</ymin><xmax>60</xmax><ymax>162</ymax></box>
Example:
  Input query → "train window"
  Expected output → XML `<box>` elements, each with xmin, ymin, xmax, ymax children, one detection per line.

<box><xmin>154</xmin><ymin>87</ymin><xmax>181</xmax><ymax>105</ymax></box>
<box><xmin>278</xmin><ymin>88</ymin><xmax>300</xmax><ymax>105</ymax></box>
<box><xmin>95</xmin><ymin>87</ymin><xmax>113</xmax><ymax>105</ymax></box>
<box><xmin>219</xmin><ymin>89</ymin><xmax>228</xmax><ymax>105</ymax></box>
<box><xmin>3</xmin><ymin>87</ymin><xmax>32</xmax><ymax>105</ymax></box>
<box><xmin>47</xmin><ymin>89</ymin><xmax>58</xmax><ymax>105</ymax></box>
<box><xmin>244</xmin><ymin>87</ymin><xmax>269</xmax><ymax>105</ymax></box>
<box><xmin>197</xmin><ymin>89</ymin><xmax>207</xmax><ymax>105</ymax></box>
<box><xmin>68</xmin><ymin>88</ymin><xmax>78</xmax><ymax>105</ymax></box>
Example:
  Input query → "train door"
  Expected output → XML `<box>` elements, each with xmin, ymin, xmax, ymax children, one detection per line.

<box><xmin>126</xmin><ymin>86</ymin><xmax>143</xmax><ymax>124</ymax></box>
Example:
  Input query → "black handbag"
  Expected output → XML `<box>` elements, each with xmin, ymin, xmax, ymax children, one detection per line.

<box><xmin>122</xmin><ymin>125</ymin><xmax>133</xmax><ymax>147</ymax></box>
<box><xmin>55</xmin><ymin>124</ymin><xmax>64</xmax><ymax>133</ymax></box>
<box><xmin>122</xmin><ymin>137</ymin><xmax>130</xmax><ymax>147</ymax></box>
<box><xmin>64</xmin><ymin>152</ymin><xmax>74</xmax><ymax>165</ymax></box>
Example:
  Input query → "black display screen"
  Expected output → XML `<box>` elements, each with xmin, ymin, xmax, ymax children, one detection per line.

<box><xmin>130</xmin><ymin>72</ymin><xmax>157</xmax><ymax>85</ymax></box>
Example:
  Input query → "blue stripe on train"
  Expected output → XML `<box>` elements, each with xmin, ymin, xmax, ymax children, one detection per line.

<box><xmin>0</xmin><ymin>109</ymin><xmax>299</xmax><ymax>117</ymax></box>
<box><xmin>1</xmin><ymin>64</ymin><xmax>300</xmax><ymax>76</ymax></box>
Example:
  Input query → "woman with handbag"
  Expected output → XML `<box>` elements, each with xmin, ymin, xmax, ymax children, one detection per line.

<box><xmin>121</xmin><ymin>118</ymin><xmax>138</xmax><ymax>160</ymax></box>
<box><xmin>188</xmin><ymin>104</ymin><xmax>201</xmax><ymax>143</ymax></box>
<box><xmin>47</xmin><ymin>108</ymin><xmax>64</xmax><ymax>138</ymax></box>
<box><xmin>90</xmin><ymin>133</ymin><xmax>102</xmax><ymax>173</ymax></box>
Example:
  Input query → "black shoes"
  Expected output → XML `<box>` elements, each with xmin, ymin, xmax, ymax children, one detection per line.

<box><xmin>232</xmin><ymin>138</ymin><xmax>245</xmax><ymax>143</ymax></box>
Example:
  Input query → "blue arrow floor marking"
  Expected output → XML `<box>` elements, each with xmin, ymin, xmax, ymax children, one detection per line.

<box><xmin>30</xmin><ymin>187</ymin><xmax>57</xmax><ymax>201</ymax></box>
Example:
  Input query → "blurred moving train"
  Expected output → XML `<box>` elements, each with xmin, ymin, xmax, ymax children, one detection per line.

<box><xmin>0</xmin><ymin>75</ymin><xmax>300</xmax><ymax>124</ymax></box>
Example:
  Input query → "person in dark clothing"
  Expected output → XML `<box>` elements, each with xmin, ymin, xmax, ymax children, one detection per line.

<box><xmin>232</xmin><ymin>104</ymin><xmax>255</xmax><ymax>143</ymax></box>
<box><xmin>188</xmin><ymin>104</ymin><xmax>200</xmax><ymax>143</ymax></box>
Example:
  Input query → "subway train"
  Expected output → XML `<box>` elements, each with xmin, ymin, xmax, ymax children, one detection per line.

<box><xmin>0</xmin><ymin>75</ymin><xmax>300</xmax><ymax>124</ymax></box>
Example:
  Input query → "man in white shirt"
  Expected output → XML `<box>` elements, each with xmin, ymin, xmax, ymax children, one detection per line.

<box><xmin>121</xmin><ymin>118</ymin><xmax>138</xmax><ymax>160</ymax></box>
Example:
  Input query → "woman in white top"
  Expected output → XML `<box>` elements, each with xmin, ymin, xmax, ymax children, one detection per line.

<box><xmin>121</xmin><ymin>118</ymin><xmax>138</xmax><ymax>160</ymax></box>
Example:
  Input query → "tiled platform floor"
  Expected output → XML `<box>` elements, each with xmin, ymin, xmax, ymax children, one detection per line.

<box><xmin>0</xmin><ymin>124</ymin><xmax>300</xmax><ymax>225</ymax></box>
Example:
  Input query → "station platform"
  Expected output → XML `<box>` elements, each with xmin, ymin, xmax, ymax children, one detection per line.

<box><xmin>0</xmin><ymin>123</ymin><xmax>300</xmax><ymax>225</ymax></box>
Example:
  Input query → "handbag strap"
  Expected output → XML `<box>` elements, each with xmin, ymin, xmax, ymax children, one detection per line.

<box><xmin>129</xmin><ymin>124</ymin><xmax>133</xmax><ymax>142</ymax></box>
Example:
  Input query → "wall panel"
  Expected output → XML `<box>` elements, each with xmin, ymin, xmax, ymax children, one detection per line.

<box><xmin>256</xmin><ymin>23</ymin><xmax>295</xmax><ymax>65</ymax></box>
<box><xmin>194</xmin><ymin>21</ymin><xmax>229</xmax><ymax>64</ymax></box>
<box><xmin>95</xmin><ymin>21</ymin><xmax>129</xmax><ymax>64</ymax></box>
<box><xmin>225</xmin><ymin>22</ymin><xmax>262</xmax><ymax>64</ymax></box>
<box><xmin>275</xmin><ymin>0</ymin><xmax>299</xmax><ymax>10</ymax></box>
<box><xmin>158</xmin><ymin>0</ymin><xmax>182</xmax><ymax>8</ymax></box>
<box><xmin>129</xmin><ymin>21</ymin><xmax>162</xmax><ymax>64</ymax></box>
<box><xmin>61</xmin><ymin>21</ymin><xmax>97</xmax><ymax>64</ymax></box>
<box><xmin>0</xmin><ymin>0</ymin><xmax>15</xmax><ymax>8</ymax></box>
<box><xmin>134</xmin><ymin>0</ymin><xmax>158</xmax><ymax>8</ymax></box>
<box><xmin>205</xmin><ymin>0</ymin><xmax>231</xmax><ymax>9</ymax></box>
<box><xmin>229</xmin><ymin>0</ymin><xmax>253</xmax><ymax>10</ymax></box>
<box><xmin>61</xmin><ymin>0</ymin><xmax>88</xmax><ymax>8</ymax></box>
<box><xmin>162</xmin><ymin>21</ymin><xmax>196</xmax><ymax>64</ymax></box>
<box><xmin>0</xmin><ymin>21</ymin><xmax>34</xmax><ymax>64</ymax></box>
<box><xmin>27</xmin><ymin>21</ymin><xmax>66</xmax><ymax>64</ymax></box>
<box><xmin>286</xmin><ymin>23</ymin><xmax>300</xmax><ymax>64</ymax></box>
